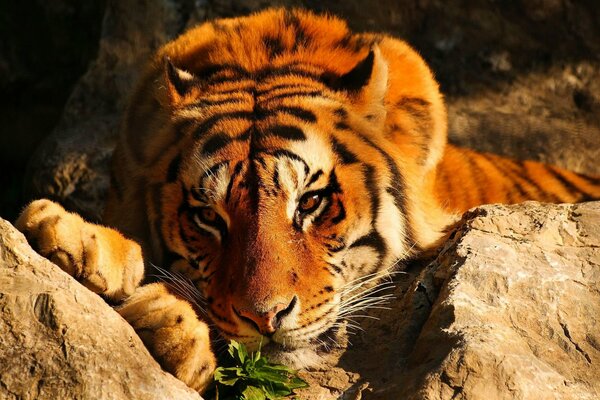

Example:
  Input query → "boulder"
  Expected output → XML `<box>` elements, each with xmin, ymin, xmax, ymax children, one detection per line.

<box><xmin>0</xmin><ymin>218</ymin><xmax>201</xmax><ymax>400</ymax></box>
<box><xmin>322</xmin><ymin>201</ymin><xmax>600</xmax><ymax>400</ymax></box>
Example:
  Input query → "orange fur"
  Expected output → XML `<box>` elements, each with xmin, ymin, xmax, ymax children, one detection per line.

<box><xmin>16</xmin><ymin>8</ymin><xmax>600</xmax><ymax>393</ymax></box>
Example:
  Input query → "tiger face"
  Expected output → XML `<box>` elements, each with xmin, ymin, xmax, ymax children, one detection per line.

<box><xmin>111</xmin><ymin>9</ymin><xmax>449</xmax><ymax>368</ymax></box>
<box><xmin>156</xmin><ymin>57</ymin><xmax>416</xmax><ymax>367</ymax></box>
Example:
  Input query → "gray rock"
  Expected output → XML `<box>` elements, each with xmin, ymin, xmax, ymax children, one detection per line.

<box><xmin>0</xmin><ymin>218</ymin><xmax>202</xmax><ymax>400</ymax></box>
<box><xmin>316</xmin><ymin>201</ymin><xmax>600</xmax><ymax>399</ymax></box>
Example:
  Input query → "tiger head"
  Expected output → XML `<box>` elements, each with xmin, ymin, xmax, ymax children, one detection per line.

<box><xmin>115</xmin><ymin>9</ymin><xmax>450</xmax><ymax>367</ymax></box>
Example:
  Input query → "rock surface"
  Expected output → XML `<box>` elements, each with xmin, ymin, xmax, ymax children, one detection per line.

<box><xmin>0</xmin><ymin>218</ymin><xmax>201</xmax><ymax>400</ymax></box>
<box><xmin>397</xmin><ymin>201</ymin><xmax>600</xmax><ymax>400</ymax></box>
<box><xmin>302</xmin><ymin>201</ymin><xmax>600</xmax><ymax>400</ymax></box>
<box><xmin>24</xmin><ymin>0</ymin><xmax>600</xmax><ymax>220</ymax></box>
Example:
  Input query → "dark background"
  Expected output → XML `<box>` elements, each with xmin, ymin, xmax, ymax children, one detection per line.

<box><xmin>0</xmin><ymin>1</ymin><xmax>106</xmax><ymax>220</ymax></box>
<box><xmin>2</xmin><ymin>0</ymin><xmax>600</xmax><ymax>222</ymax></box>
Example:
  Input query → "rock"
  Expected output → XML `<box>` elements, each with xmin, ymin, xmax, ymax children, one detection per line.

<box><xmin>0</xmin><ymin>218</ymin><xmax>202</xmax><ymax>400</ymax></box>
<box><xmin>402</xmin><ymin>201</ymin><xmax>600</xmax><ymax>399</ymax></box>
<box><xmin>326</xmin><ymin>201</ymin><xmax>600</xmax><ymax>399</ymax></box>
<box><xmin>24</xmin><ymin>0</ymin><xmax>600</xmax><ymax>219</ymax></box>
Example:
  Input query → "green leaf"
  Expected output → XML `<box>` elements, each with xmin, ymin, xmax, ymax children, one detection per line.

<box><xmin>214</xmin><ymin>366</ymin><xmax>244</xmax><ymax>386</ymax></box>
<box><xmin>241</xmin><ymin>385</ymin><xmax>267</xmax><ymax>400</ymax></box>
<box><xmin>214</xmin><ymin>340</ymin><xmax>310</xmax><ymax>399</ymax></box>
<box><xmin>228</xmin><ymin>340</ymin><xmax>248</xmax><ymax>365</ymax></box>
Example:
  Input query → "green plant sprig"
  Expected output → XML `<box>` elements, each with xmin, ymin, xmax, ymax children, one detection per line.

<box><xmin>211</xmin><ymin>340</ymin><xmax>308</xmax><ymax>400</ymax></box>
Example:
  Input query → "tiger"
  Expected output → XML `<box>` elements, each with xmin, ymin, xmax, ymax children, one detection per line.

<box><xmin>15</xmin><ymin>8</ymin><xmax>600</xmax><ymax>394</ymax></box>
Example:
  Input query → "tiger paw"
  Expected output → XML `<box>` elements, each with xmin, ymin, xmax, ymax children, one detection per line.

<box><xmin>117</xmin><ymin>283</ymin><xmax>217</xmax><ymax>393</ymax></box>
<box><xmin>15</xmin><ymin>199</ymin><xmax>144</xmax><ymax>301</ymax></box>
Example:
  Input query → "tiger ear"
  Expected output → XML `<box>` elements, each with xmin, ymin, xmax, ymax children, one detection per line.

<box><xmin>330</xmin><ymin>46</ymin><xmax>388</xmax><ymax>105</ymax></box>
<box><xmin>162</xmin><ymin>57</ymin><xmax>198</xmax><ymax>105</ymax></box>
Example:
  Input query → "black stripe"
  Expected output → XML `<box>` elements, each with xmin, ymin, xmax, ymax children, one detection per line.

<box><xmin>190</xmin><ymin>186</ymin><xmax>209</xmax><ymax>203</ymax></box>
<box><xmin>330</xmin><ymin>137</ymin><xmax>358</xmax><ymax>164</ymax></box>
<box><xmin>238</xmin><ymin>127</ymin><xmax>252</xmax><ymax>141</ymax></box>
<box><xmin>349</xmin><ymin>230</ymin><xmax>386</xmax><ymax>254</ymax></box>
<box><xmin>363</xmin><ymin>165</ymin><xmax>380</xmax><ymax>222</ymax></box>
<box><xmin>166</xmin><ymin>154</ymin><xmax>182</xmax><ymax>182</ymax></box>
<box><xmin>225</xmin><ymin>161</ymin><xmax>244</xmax><ymax>203</ymax></box>
<box><xmin>349</xmin><ymin>164</ymin><xmax>388</xmax><ymax>265</ymax></box>
<box><xmin>264</xmin><ymin>35</ymin><xmax>286</xmax><ymax>59</ymax></box>
<box><xmin>265</xmin><ymin>125</ymin><xmax>306</xmax><ymax>141</ymax></box>
<box><xmin>548</xmin><ymin>167</ymin><xmax>594</xmax><ymax>201</ymax></box>
<box><xmin>180</xmin><ymin>204</ymin><xmax>212</xmax><ymax>240</ymax></box>
<box><xmin>284</xmin><ymin>10</ymin><xmax>311</xmax><ymax>50</ymax></box>
<box><xmin>272</xmin><ymin>166</ymin><xmax>280</xmax><ymax>190</ymax></box>
<box><xmin>198</xmin><ymin>63</ymin><xmax>250</xmax><ymax>81</ymax></box>
<box><xmin>334</xmin><ymin>107</ymin><xmax>348</xmax><ymax>119</ymax></box>
<box><xmin>335</xmin><ymin>121</ymin><xmax>350</xmax><ymax>131</ymax></box>
<box><xmin>268</xmin><ymin>149</ymin><xmax>310</xmax><ymax>176</ymax></box>
<box><xmin>201</xmin><ymin>69</ymin><xmax>250</xmax><ymax>86</ymax></box>
<box><xmin>183</xmin><ymin>97</ymin><xmax>246</xmax><ymax>109</ymax></box>
<box><xmin>355</xmin><ymin>135</ymin><xmax>414</xmax><ymax>251</ymax></box>
<box><xmin>270</xmin><ymin>106</ymin><xmax>317</xmax><ymax>123</ymax></box>
<box><xmin>210</xmin><ymin>86</ymin><xmax>254</xmax><ymax>96</ymax></box>
<box><xmin>193</xmin><ymin>111</ymin><xmax>254</xmax><ymax>139</ymax></box>
<box><xmin>484</xmin><ymin>156</ymin><xmax>531</xmax><ymax>201</ymax></box>
<box><xmin>260</xmin><ymin>90</ymin><xmax>324</xmax><ymax>102</ymax></box>
<box><xmin>306</xmin><ymin>170</ymin><xmax>323</xmax><ymax>187</ymax></box>
<box><xmin>507</xmin><ymin>160</ymin><xmax>560</xmax><ymax>202</ymax></box>
<box><xmin>326</xmin><ymin>262</ymin><xmax>343</xmax><ymax>275</ymax></box>
<box><xmin>201</xmin><ymin>133</ymin><xmax>232</xmax><ymax>156</ymax></box>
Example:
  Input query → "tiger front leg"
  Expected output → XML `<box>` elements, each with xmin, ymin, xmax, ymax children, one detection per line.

<box><xmin>117</xmin><ymin>283</ymin><xmax>217</xmax><ymax>393</ymax></box>
<box><xmin>15</xmin><ymin>199</ymin><xmax>144</xmax><ymax>301</ymax></box>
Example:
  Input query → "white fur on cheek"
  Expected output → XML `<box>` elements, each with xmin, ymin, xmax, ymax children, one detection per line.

<box><xmin>378</xmin><ymin>190</ymin><xmax>408</xmax><ymax>263</ymax></box>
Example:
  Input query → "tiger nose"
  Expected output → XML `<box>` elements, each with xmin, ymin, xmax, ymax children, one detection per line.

<box><xmin>234</xmin><ymin>297</ymin><xmax>297</xmax><ymax>335</ymax></box>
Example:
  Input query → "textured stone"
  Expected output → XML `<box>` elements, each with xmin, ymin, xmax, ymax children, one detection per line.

<box><xmin>401</xmin><ymin>201</ymin><xmax>600</xmax><ymax>400</ymax></box>
<box><xmin>323</xmin><ymin>201</ymin><xmax>600</xmax><ymax>400</ymax></box>
<box><xmin>0</xmin><ymin>218</ymin><xmax>201</xmax><ymax>400</ymax></box>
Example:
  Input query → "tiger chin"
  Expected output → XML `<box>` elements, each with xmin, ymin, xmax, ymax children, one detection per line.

<box><xmin>16</xmin><ymin>8</ymin><xmax>600</xmax><ymax>394</ymax></box>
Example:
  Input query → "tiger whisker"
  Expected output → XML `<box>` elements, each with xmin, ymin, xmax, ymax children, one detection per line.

<box><xmin>149</xmin><ymin>263</ymin><xmax>208</xmax><ymax>316</ymax></box>
<box><xmin>340</xmin><ymin>283</ymin><xmax>396</xmax><ymax>306</ymax></box>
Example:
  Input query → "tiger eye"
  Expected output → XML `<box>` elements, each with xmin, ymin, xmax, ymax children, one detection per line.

<box><xmin>200</xmin><ymin>207</ymin><xmax>217</xmax><ymax>223</ymax></box>
<box><xmin>299</xmin><ymin>193</ymin><xmax>322</xmax><ymax>213</ymax></box>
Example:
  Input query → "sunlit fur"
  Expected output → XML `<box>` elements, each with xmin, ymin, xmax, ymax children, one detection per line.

<box><xmin>17</xmin><ymin>8</ymin><xmax>600</xmax><ymax>392</ymax></box>
<box><xmin>104</xmin><ymin>8</ymin><xmax>600</xmax><ymax>365</ymax></box>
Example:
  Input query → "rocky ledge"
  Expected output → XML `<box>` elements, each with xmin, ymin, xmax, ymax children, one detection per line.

<box><xmin>2</xmin><ymin>201</ymin><xmax>599</xmax><ymax>399</ymax></box>
<box><xmin>0</xmin><ymin>218</ymin><xmax>201</xmax><ymax>400</ymax></box>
